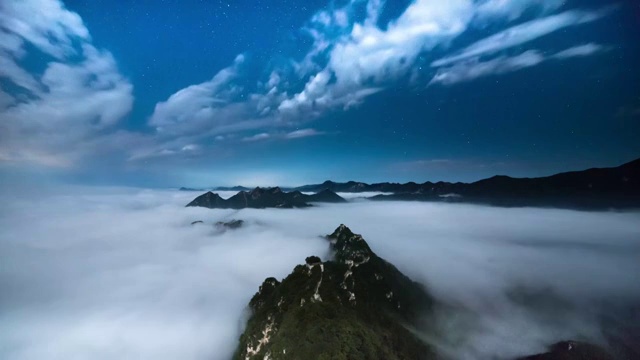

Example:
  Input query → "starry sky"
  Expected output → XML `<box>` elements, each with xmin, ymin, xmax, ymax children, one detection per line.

<box><xmin>1</xmin><ymin>0</ymin><xmax>639</xmax><ymax>187</ymax></box>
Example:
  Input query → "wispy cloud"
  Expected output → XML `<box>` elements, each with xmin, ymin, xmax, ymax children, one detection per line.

<box><xmin>285</xmin><ymin>128</ymin><xmax>325</xmax><ymax>139</ymax></box>
<box><xmin>552</xmin><ymin>43</ymin><xmax>608</xmax><ymax>59</ymax></box>
<box><xmin>242</xmin><ymin>133</ymin><xmax>271</xmax><ymax>142</ymax></box>
<box><xmin>432</xmin><ymin>9</ymin><xmax>608</xmax><ymax>67</ymax></box>
<box><xmin>473</xmin><ymin>0</ymin><xmax>564</xmax><ymax>22</ymax></box>
<box><xmin>431</xmin><ymin>50</ymin><xmax>544</xmax><ymax>85</ymax></box>
<box><xmin>240</xmin><ymin>128</ymin><xmax>325</xmax><ymax>142</ymax></box>
<box><xmin>431</xmin><ymin>43</ymin><xmax>609</xmax><ymax>86</ymax></box>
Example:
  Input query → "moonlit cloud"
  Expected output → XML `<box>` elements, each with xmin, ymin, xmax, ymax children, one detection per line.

<box><xmin>431</xmin><ymin>50</ymin><xmax>545</xmax><ymax>85</ymax></box>
<box><xmin>0</xmin><ymin>0</ymin><xmax>89</xmax><ymax>58</ymax></box>
<box><xmin>552</xmin><ymin>43</ymin><xmax>608</xmax><ymax>59</ymax></box>
<box><xmin>277</xmin><ymin>70</ymin><xmax>332</xmax><ymax>113</ymax></box>
<box><xmin>431</xmin><ymin>43</ymin><xmax>609</xmax><ymax>85</ymax></box>
<box><xmin>474</xmin><ymin>0</ymin><xmax>564</xmax><ymax>22</ymax></box>
<box><xmin>149</xmin><ymin>55</ymin><xmax>246</xmax><ymax>133</ymax></box>
<box><xmin>0</xmin><ymin>0</ymin><xmax>134</xmax><ymax>168</ymax></box>
<box><xmin>239</xmin><ymin>128</ymin><xmax>324</xmax><ymax>142</ymax></box>
<box><xmin>284</xmin><ymin>128</ymin><xmax>324</xmax><ymax>139</ymax></box>
<box><xmin>1</xmin><ymin>187</ymin><xmax>638</xmax><ymax>359</ymax></box>
<box><xmin>242</xmin><ymin>133</ymin><xmax>271</xmax><ymax>142</ymax></box>
<box><xmin>326</xmin><ymin>0</ymin><xmax>473</xmax><ymax>86</ymax></box>
<box><xmin>277</xmin><ymin>0</ymin><xmax>475</xmax><ymax>115</ymax></box>
<box><xmin>432</xmin><ymin>9</ymin><xmax>607</xmax><ymax>67</ymax></box>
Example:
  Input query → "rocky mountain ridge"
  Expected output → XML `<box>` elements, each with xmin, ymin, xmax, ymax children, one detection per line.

<box><xmin>234</xmin><ymin>224</ymin><xmax>435</xmax><ymax>360</ymax></box>
<box><xmin>186</xmin><ymin>187</ymin><xmax>346</xmax><ymax>209</ymax></box>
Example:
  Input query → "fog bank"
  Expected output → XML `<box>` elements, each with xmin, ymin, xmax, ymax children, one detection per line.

<box><xmin>1</xmin><ymin>188</ymin><xmax>638</xmax><ymax>359</ymax></box>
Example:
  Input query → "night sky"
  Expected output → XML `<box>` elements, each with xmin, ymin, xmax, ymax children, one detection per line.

<box><xmin>1</xmin><ymin>0</ymin><xmax>639</xmax><ymax>187</ymax></box>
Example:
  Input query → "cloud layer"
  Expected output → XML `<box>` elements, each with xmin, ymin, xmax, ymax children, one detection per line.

<box><xmin>1</xmin><ymin>187</ymin><xmax>638</xmax><ymax>359</ymax></box>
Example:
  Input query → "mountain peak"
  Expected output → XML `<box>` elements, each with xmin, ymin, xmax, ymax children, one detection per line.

<box><xmin>185</xmin><ymin>191</ymin><xmax>224</xmax><ymax>208</ymax></box>
<box><xmin>249</xmin><ymin>187</ymin><xmax>266</xmax><ymax>199</ymax></box>
<box><xmin>327</xmin><ymin>225</ymin><xmax>374</xmax><ymax>265</ymax></box>
<box><xmin>306</xmin><ymin>189</ymin><xmax>347</xmax><ymax>203</ymax></box>
<box><xmin>620</xmin><ymin>157</ymin><xmax>640</xmax><ymax>171</ymax></box>
<box><xmin>234</xmin><ymin>225</ymin><xmax>435</xmax><ymax>359</ymax></box>
<box><xmin>329</xmin><ymin>224</ymin><xmax>353</xmax><ymax>238</ymax></box>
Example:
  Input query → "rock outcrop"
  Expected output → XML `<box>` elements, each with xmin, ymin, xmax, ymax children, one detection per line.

<box><xmin>233</xmin><ymin>225</ymin><xmax>435</xmax><ymax>360</ymax></box>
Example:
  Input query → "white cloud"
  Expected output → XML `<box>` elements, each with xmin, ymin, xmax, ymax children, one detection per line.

<box><xmin>150</xmin><ymin>55</ymin><xmax>246</xmax><ymax>132</ymax></box>
<box><xmin>365</xmin><ymin>0</ymin><xmax>384</xmax><ymax>26</ymax></box>
<box><xmin>0</xmin><ymin>0</ymin><xmax>89</xmax><ymax>59</ymax></box>
<box><xmin>181</xmin><ymin>144</ymin><xmax>199</xmax><ymax>152</ymax></box>
<box><xmin>1</xmin><ymin>187</ymin><xmax>638</xmax><ymax>359</ymax></box>
<box><xmin>432</xmin><ymin>9</ymin><xmax>607</xmax><ymax>67</ymax></box>
<box><xmin>136</xmin><ymin>54</ymin><xmax>297</xmax><ymax>161</ymax></box>
<box><xmin>313</xmin><ymin>11</ymin><xmax>332</xmax><ymax>26</ymax></box>
<box><xmin>284</xmin><ymin>128</ymin><xmax>324</xmax><ymax>139</ymax></box>
<box><xmin>150</xmin><ymin>0</ymin><xmax>494</xmax><ymax>144</ymax></box>
<box><xmin>276</xmin><ymin>0</ymin><xmax>477</xmax><ymax>115</ymax></box>
<box><xmin>0</xmin><ymin>29</ymin><xmax>41</xmax><ymax>94</ymax></box>
<box><xmin>431</xmin><ymin>43</ymin><xmax>609</xmax><ymax>85</ymax></box>
<box><xmin>0</xmin><ymin>0</ymin><xmax>134</xmax><ymax>168</ymax></box>
<box><xmin>552</xmin><ymin>43</ymin><xmax>607</xmax><ymax>59</ymax></box>
<box><xmin>328</xmin><ymin>0</ymin><xmax>474</xmax><ymax>86</ymax></box>
<box><xmin>474</xmin><ymin>0</ymin><xmax>564</xmax><ymax>22</ymax></box>
<box><xmin>334</xmin><ymin>9</ymin><xmax>349</xmax><ymax>28</ymax></box>
<box><xmin>242</xmin><ymin>133</ymin><xmax>271</xmax><ymax>142</ymax></box>
<box><xmin>239</xmin><ymin>128</ymin><xmax>325</xmax><ymax>142</ymax></box>
<box><xmin>266</xmin><ymin>71</ymin><xmax>280</xmax><ymax>89</ymax></box>
<box><xmin>431</xmin><ymin>50</ymin><xmax>545</xmax><ymax>85</ymax></box>
<box><xmin>278</xmin><ymin>70</ymin><xmax>332</xmax><ymax>113</ymax></box>
<box><xmin>278</xmin><ymin>0</ymin><xmax>609</xmax><ymax>117</ymax></box>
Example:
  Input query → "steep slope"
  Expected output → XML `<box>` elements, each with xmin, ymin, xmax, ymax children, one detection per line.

<box><xmin>233</xmin><ymin>225</ymin><xmax>435</xmax><ymax>360</ymax></box>
<box><xmin>227</xmin><ymin>187</ymin><xmax>309</xmax><ymax>209</ymax></box>
<box><xmin>518</xmin><ymin>341</ymin><xmax>614</xmax><ymax>360</ymax></box>
<box><xmin>304</xmin><ymin>189</ymin><xmax>347</xmax><ymax>203</ymax></box>
<box><xmin>185</xmin><ymin>191</ymin><xmax>226</xmax><ymax>208</ymax></box>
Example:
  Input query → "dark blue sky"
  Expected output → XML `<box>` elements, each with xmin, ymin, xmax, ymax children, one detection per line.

<box><xmin>1</xmin><ymin>0</ymin><xmax>639</xmax><ymax>187</ymax></box>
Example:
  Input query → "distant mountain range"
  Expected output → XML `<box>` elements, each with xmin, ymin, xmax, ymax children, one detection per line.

<box><xmin>186</xmin><ymin>187</ymin><xmax>346</xmax><ymax>209</ymax></box>
<box><xmin>185</xmin><ymin>158</ymin><xmax>640</xmax><ymax>210</ymax></box>
<box><xmin>368</xmin><ymin>157</ymin><xmax>640</xmax><ymax>209</ymax></box>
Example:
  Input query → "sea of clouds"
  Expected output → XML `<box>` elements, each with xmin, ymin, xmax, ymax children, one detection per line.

<box><xmin>1</xmin><ymin>187</ymin><xmax>639</xmax><ymax>360</ymax></box>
